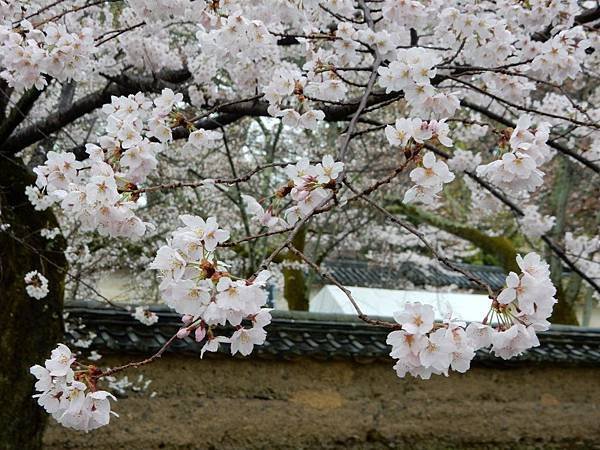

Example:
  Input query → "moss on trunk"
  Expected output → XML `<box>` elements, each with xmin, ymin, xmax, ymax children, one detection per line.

<box><xmin>388</xmin><ymin>202</ymin><xmax>519</xmax><ymax>273</ymax></box>
<box><xmin>0</xmin><ymin>156</ymin><xmax>67</xmax><ymax>450</ymax></box>
<box><xmin>282</xmin><ymin>226</ymin><xmax>309</xmax><ymax>311</ymax></box>
<box><xmin>551</xmin><ymin>283</ymin><xmax>579</xmax><ymax>325</ymax></box>
<box><xmin>388</xmin><ymin>201</ymin><xmax>580</xmax><ymax>325</ymax></box>
<box><xmin>548</xmin><ymin>158</ymin><xmax>578</xmax><ymax>325</ymax></box>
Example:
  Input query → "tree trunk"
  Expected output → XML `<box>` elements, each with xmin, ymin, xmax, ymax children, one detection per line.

<box><xmin>551</xmin><ymin>281</ymin><xmax>580</xmax><ymax>325</ymax></box>
<box><xmin>548</xmin><ymin>158</ymin><xmax>578</xmax><ymax>325</ymax></box>
<box><xmin>283</xmin><ymin>226</ymin><xmax>309</xmax><ymax>310</ymax></box>
<box><xmin>0</xmin><ymin>155</ymin><xmax>67</xmax><ymax>450</ymax></box>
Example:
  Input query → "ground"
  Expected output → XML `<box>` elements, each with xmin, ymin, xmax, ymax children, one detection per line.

<box><xmin>43</xmin><ymin>355</ymin><xmax>600</xmax><ymax>449</ymax></box>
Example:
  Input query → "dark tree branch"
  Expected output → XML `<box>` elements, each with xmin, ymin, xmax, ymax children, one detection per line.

<box><xmin>57</xmin><ymin>81</ymin><xmax>76</xmax><ymax>114</ymax></box>
<box><xmin>0</xmin><ymin>85</ymin><xmax>47</xmax><ymax>145</ymax></box>
<box><xmin>0</xmin><ymin>79</ymin><xmax>12</xmax><ymax>121</ymax></box>
<box><xmin>461</xmin><ymin>99</ymin><xmax>600</xmax><ymax>173</ymax></box>
<box><xmin>533</xmin><ymin>6</ymin><xmax>600</xmax><ymax>41</ymax></box>
<box><xmin>3</xmin><ymin>69</ymin><xmax>191</xmax><ymax>154</ymax></box>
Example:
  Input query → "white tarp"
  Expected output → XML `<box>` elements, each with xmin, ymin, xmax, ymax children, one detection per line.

<box><xmin>309</xmin><ymin>285</ymin><xmax>491</xmax><ymax>322</ymax></box>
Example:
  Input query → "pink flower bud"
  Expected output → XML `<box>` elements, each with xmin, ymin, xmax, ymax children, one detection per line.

<box><xmin>194</xmin><ymin>326</ymin><xmax>206</xmax><ymax>342</ymax></box>
<box><xmin>177</xmin><ymin>328</ymin><xmax>190</xmax><ymax>339</ymax></box>
<box><xmin>181</xmin><ymin>314</ymin><xmax>193</xmax><ymax>325</ymax></box>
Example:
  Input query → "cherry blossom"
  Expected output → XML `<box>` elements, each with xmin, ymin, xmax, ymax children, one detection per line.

<box><xmin>150</xmin><ymin>215</ymin><xmax>272</xmax><ymax>358</ymax></box>
<box><xmin>12</xmin><ymin>0</ymin><xmax>597</xmax><ymax>435</ymax></box>
<box><xmin>476</xmin><ymin>115</ymin><xmax>552</xmax><ymax>195</ymax></box>
<box><xmin>132</xmin><ymin>306</ymin><xmax>159</xmax><ymax>326</ymax></box>
<box><xmin>495</xmin><ymin>252</ymin><xmax>557</xmax><ymax>332</ymax></box>
<box><xmin>388</xmin><ymin>252</ymin><xmax>558</xmax><ymax>377</ymax></box>
<box><xmin>404</xmin><ymin>152</ymin><xmax>455</xmax><ymax>205</ymax></box>
<box><xmin>230</xmin><ymin>326</ymin><xmax>267</xmax><ymax>356</ymax></box>
<box><xmin>28</xmin><ymin>91</ymin><xmax>183</xmax><ymax>239</ymax></box>
<box><xmin>24</xmin><ymin>270</ymin><xmax>49</xmax><ymax>300</ymax></box>
<box><xmin>518</xmin><ymin>206</ymin><xmax>556</xmax><ymax>239</ymax></box>
<box><xmin>388</xmin><ymin>302</ymin><xmax>474</xmax><ymax>379</ymax></box>
<box><xmin>394</xmin><ymin>302</ymin><xmax>435</xmax><ymax>334</ymax></box>
<box><xmin>30</xmin><ymin>344</ymin><xmax>117</xmax><ymax>431</ymax></box>
<box><xmin>242</xmin><ymin>195</ymin><xmax>286</xmax><ymax>230</ymax></box>
<box><xmin>187</xmin><ymin>129</ymin><xmax>222</xmax><ymax>149</ymax></box>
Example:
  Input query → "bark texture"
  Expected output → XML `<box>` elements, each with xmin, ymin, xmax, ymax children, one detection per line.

<box><xmin>0</xmin><ymin>156</ymin><xmax>67</xmax><ymax>450</ymax></box>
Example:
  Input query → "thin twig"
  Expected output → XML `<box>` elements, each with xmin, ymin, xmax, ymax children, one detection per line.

<box><xmin>95</xmin><ymin>331</ymin><xmax>180</xmax><ymax>378</ymax></box>
<box><xmin>286</xmin><ymin>243</ymin><xmax>400</xmax><ymax>329</ymax></box>
<box><xmin>343</xmin><ymin>180</ymin><xmax>496</xmax><ymax>298</ymax></box>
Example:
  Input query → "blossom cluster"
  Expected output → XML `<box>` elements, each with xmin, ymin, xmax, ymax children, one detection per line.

<box><xmin>263</xmin><ymin>68</ymin><xmax>327</xmax><ymax>130</ymax></box>
<box><xmin>468</xmin><ymin>253</ymin><xmax>557</xmax><ymax>360</ymax></box>
<box><xmin>476</xmin><ymin>115</ymin><xmax>551</xmax><ymax>194</ymax></box>
<box><xmin>447</xmin><ymin>149</ymin><xmax>482</xmax><ymax>173</ymax></box>
<box><xmin>403</xmin><ymin>152</ymin><xmax>455</xmax><ymax>205</ymax></box>
<box><xmin>496</xmin><ymin>253</ymin><xmax>558</xmax><ymax>332</ymax></box>
<box><xmin>387</xmin><ymin>252</ymin><xmax>557</xmax><ymax>379</ymax></box>
<box><xmin>435</xmin><ymin>7</ymin><xmax>516</xmax><ymax>67</ymax></box>
<box><xmin>565</xmin><ymin>232</ymin><xmax>600</xmax><ymax>287</ymax></box>
<box><xmin>500</xmin><ymin>0</ymin><xmax>579</xmax><ymax>31</ymax></box>
<box><xmin>127</xmin><ymin>0</ymin><xmax>191</xmax><ymax>22</ymax></box>
<box><xmin>24</xmin><ymin>270</ymin><xmax>49</xmax><ymax>299</ymax></box>
<box><xmin>378</xmin><ymin>48</ymin><xmax>459</xmax><ymax>118</ymax></box>
<box><xmin>482</xmin><ymin>72</ymin><xmax>535</xmax><ymax>104</ymax></box>
<box><xmin>529</xmin><ymin>27</ymin><xmax>590</xmax><ymax>83</ymax></box>
<box><xmin>29</xmin><ymin>89</ymin><xmax>186</xmax><ymax>238</ymax></box>
<box><xmin>282</xmin><ymin>155</ymin><xmax>344</xmax><ymax>224</ymax></box>
<box><xmin>197</xmin><ymin>11</ymin><xmax>276</xmax><ymax>65</ymax></box>
<box><xmin>186</xmin><ymin>127</ymin><xmax>222</xmax><ymax>150</ymax></box>
<box><xmin>241</xmin><ymin>155</ymin><xmax>344</xmax><ymax>230</ymax></box>
<box><xmin>385</xmin><ymin>118</ymin><xmax>453</xmax><ymax>148</ymax></box>
<box><xmin>518</xmin><ymin>206</ymin><xmax>556</xmax><ymax>239</ymax></box>
<box><xmin>242</xmin><ymin>195</ymin><xmax>287</xmax><ymax>231</ymax></box>
<box><xmin>0</xmin><ymin>20</ymin><xmax>94</xmax><ymax>91</ymax></box>
<box><xmin>132</xmin><ymin>306</ymin><xmax>159</xmax><ymax>326</ymax></box>
<box><xmin>150</xmin><ymin>215</ymin><xmax>272</xmax><ymax>357</ymax></box>
<box><xmin>387</xmin><ymin>303</ymin><xmax>475</xmax><ymax>379</ymax></box>
<box><xmin>30</xmin><ymin>344</ymin><xmax>117</xmax><ymax>432</ymax></box>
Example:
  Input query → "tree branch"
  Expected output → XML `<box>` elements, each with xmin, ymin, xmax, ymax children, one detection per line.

<box><xmin>461</xmin><ymin>99</ymin><xmax>600</xmax><ymax>173</ymax></box>
<box><xmin>3</xmin><ymin>69</ymin><xmax>191</xmax><ymax>154</ymax></box>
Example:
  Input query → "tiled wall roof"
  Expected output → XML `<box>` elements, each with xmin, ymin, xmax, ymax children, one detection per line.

<box><xmin>65</xmin><ymin>303</ymin><xmax>600</xmax><ymax>366</ymax></box>
<box><xmin>322</xmin><ymin>259</ymin><xmax>508</xmax><ymax>291</ymax></box>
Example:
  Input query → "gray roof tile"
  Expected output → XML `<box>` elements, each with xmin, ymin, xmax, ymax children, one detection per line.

<box><xmin>323</xmin><ymin>259</ymin><xmax>507</xmax><ymax>291</ymax></box>
<box><xmin>65</xmin><ymin>303</ymin><xmax>600</xmax><ymax>367</ymax></box>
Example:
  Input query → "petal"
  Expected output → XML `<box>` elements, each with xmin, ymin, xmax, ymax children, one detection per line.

<box><xmin>497</xmin><ymin>288</ymin><xmax>516</xmax><ymax>304</ymax></box>
<box><xmin>506</xmin><ymin>272</ymin><xmax>520</xmax><ymax>288</ymax></box>
<box><xmin>422</xmin><ymin>152</ymin><xmax>436</xmax><ymax>168</ymax></box>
